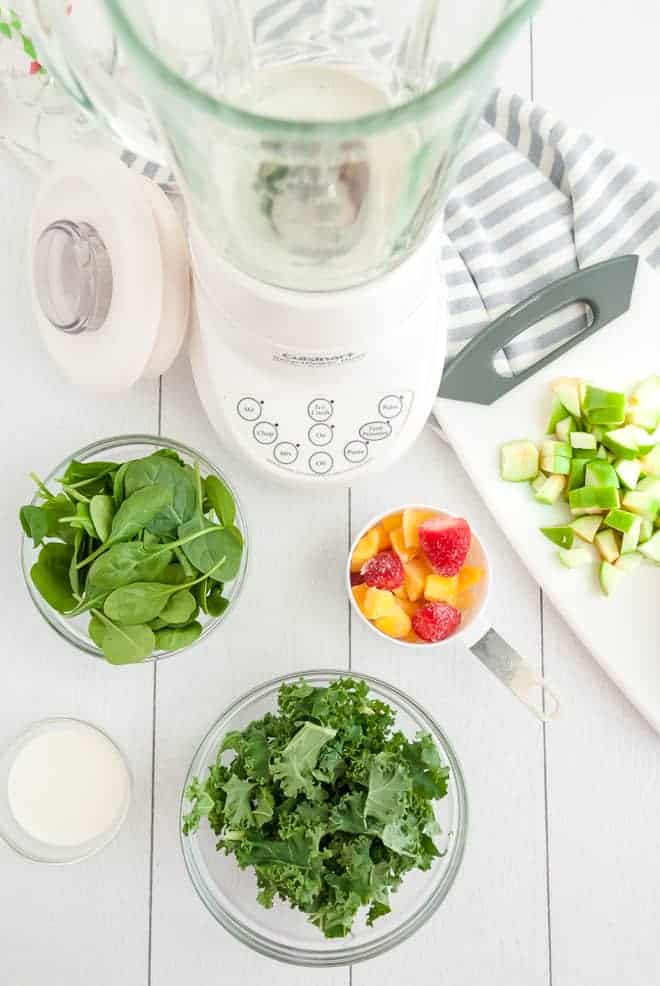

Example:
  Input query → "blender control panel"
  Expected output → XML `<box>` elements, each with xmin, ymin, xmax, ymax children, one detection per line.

<box><xmin>229</xmin><ymin>391</ymin><xmax>414</xmax><ymax>477</ymax></box>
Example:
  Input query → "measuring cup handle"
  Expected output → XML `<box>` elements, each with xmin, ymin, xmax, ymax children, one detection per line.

<box><xmin>469</xmin><ymin>627</ymin><xmax>560</xmax><ymax>722</ymax></box>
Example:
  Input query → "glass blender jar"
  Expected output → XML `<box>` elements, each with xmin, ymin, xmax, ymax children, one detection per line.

<box><xmin>26</xmin><ymin>0</ymin><xmax>538</xmax><ymax>483</ymax></box>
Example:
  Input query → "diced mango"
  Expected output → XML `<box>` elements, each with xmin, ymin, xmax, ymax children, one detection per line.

<box><xmin>351</xmin><ymin>528</ymin><xmax>380</xmax><ymax>572</ymax></box>
<box><xmin>352</xmin><ymin>583</ymin><xmax>369</xmax><ymax>616</ymax></box>
<box><xmin>403</xmin><ymin>630</ymin><xmax>423</xmax><ymax>644</ymax></box>
<box><xmin>457</xmin><ymin>590</ymin><xmax>474</xmax><ymax>610</ymax></box>
<box><xmin>424</xmin><ymin>574</ymin><xmax>458</xmax><ymax>605</ymax></box>
<box><xmin>395</xmin><ymin>596</ymin><xmax>419</xmax><ymax>618</ymax></box>
<box><xmin>375</xmin><ymin>607</ymin><xmax>412</xmax><ymax>639</ymax></box>
<box><xmin>363</xmin><ymin>587</ymin><xmax>399</xmax><ymax>620</ymax></box>
<box><xmin>402</xmin><ymin>508</ymin><xmax>436</xmax><ymax>549</ymax></box>
<box><xmin>403</xmin><ymin>557</ymin><xmax>430</xmax><ymax>601</ymax></box>
<box><xmin>393</xmin><ymin>586</ymin><xmax>408</xmax><ymax>600</ymax></box>
<box><xmin>391</xmin><ymin>527</ymin><xmax>418</xmax><ymax>563</ymax></box>
<box><xmin>382</xmin><ymin>512</ymin><xmax>403</xmax><ymax>534</ymax></box>
<box><xmin>458</xmin><ymin>566</ymin><xmax>485</xmax><ymax>591</ymax></box>
<box><xmin>374</xmin><ymin>523</ymin><xmax>391</xmax><ymax>550</ymax></box>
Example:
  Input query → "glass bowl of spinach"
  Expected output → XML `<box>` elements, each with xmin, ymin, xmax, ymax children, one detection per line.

<box><xmin>180</xmin><ymin>670</ymin><xmax>467</xmax><ymax>967</ymax></box>
<box><xmin>20</xmin><ymin>435</ymin><xmax>248</xmax><ymax>664</ymax></box>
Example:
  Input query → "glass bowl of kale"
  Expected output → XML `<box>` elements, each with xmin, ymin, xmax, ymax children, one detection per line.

<box><xmin>181</xmin><ymin>670</ymin><xmax>467</xmax><ymax>966</ymax></box>
<box><xmin>20</xmin><ymin>435</ymin><xmax>247</xmax><ymax>664</ymax></box>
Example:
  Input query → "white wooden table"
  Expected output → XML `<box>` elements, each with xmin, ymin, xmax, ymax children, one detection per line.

<box><xmin>2</xmin><ymin>3</ymin><xmax>660</xmax><ymax>984</ymax></box>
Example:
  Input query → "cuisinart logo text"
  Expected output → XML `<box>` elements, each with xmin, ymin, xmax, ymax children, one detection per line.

<box><xmin>273</xmin><ymin>350</ymin><xmax>367</xmax><ymax>367</ymax></box>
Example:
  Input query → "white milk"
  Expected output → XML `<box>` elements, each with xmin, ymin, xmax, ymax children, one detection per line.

<box><xmin>7</xmin><ymin>721</ymin><xmax>130</xmax><ymax>848</ymax></box>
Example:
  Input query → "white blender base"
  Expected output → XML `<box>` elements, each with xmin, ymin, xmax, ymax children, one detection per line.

<box><xmin>189</xmin><ymin>234</ymin><xmax>446</xmax><ymax>486</ymax></box>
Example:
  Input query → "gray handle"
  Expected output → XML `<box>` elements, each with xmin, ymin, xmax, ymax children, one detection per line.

<box><xmin>470</xmin><ymin>628</ymin><xmax>560</xmax><ymax>722</ymax></box>
<box><xmin>438</xmin><ymin>254</ymin><xmax>639</xmax><ymax>404</ymax></box>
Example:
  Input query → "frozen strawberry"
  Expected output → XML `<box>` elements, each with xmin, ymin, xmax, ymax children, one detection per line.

<box><xmin>350</xmin><ymin>570</ymin><xmax>365</xmax><ymax>586</ymax></box>
<box><xmin>361</xmin><ymin>550</ymin><xmax>404</xmax><ymax>590</ymax></box>
<box><xmin>419</xmin><ymin>516</ymin><xmax>471</xmax><ymax>576</ymax></box>
<box><xmin>412</xmin><ymin>602</ymin><xmax>461</xmax><ymax>642</ymax></box>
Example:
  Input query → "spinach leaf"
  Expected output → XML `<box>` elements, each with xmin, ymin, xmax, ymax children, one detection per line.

<box><xmin>154</xmin><ymin>621</ymin><xmax>202</xmax><ymax>652</ymax></box>
<box><xmin>62</xmin><ymin>501</ymin><xmax>96</xmax><ymax>539</ymax></box>
<box><xmin>20</xmin><ymin>505</ymin><xmax>49</xmax><ymax>547</ymax></box>
<box><xmin>178</xmin><ymin>517</ymin><xmax>242</xmax><ymax>582</ymax></box>
<box><xmin>112</xmin><ymin>461</ymin><xmax>129</xmax><ymax>507</ymax></box>
<box><xmin>92</xmin><ymin>612</ymin><xmax>155</xmax><ymax>664</ymax></box>
<box><xmin>79</xmin><ymin>484</ymin><xmax>173</xmax><ymax>567</ymax></box>
<box><xmin>124</xmin><ymin>454</ymin><xmax>195</xmax><ymax>534</ymax></box>
<box><xmin>103</xmin><ymin>556</ymin><xmax>224</xmax><ymax>624</ymax></box>
<box><xmin>160</xmin><ymin>563</ymin><xmax>188</xmax><ymax>585</ymax></box>
<box><xmin>205</xmin><ymin>585</ymin><xmax>229</xmax><ymax>617</ymax></box>
<box><xmin>204</xmin><ymin>474</ymin><xmax>236</xmax><ymax>527</ymax></box>
<box><xmin>88</xmin><ymin>613</ymin><xmax>107</xmax><ymax>649</ymax></box>
<box><xmin>159</xmin><ymin>589</ymin><xmax>197</xmax><ymax>625</ymax></box>
<box><xmin>89</xmin><ymin>494</ymin><xmax>114</xmax><ymax>542</ymax></box>
<box><xmin>60</xmin><ymin>459</ymin><xmax>118</xmax><ymax>485</ymax></box>
<box><xmin>30</xmin><ymin>542</ymin><xmax>76</xmax><ymax>612</ymax></box>
<box><xmin>87</xmin><ymin>543</ymin><xmax>173</xmax><ymax>593</ymax></box>
<box><xmin>69</xmin><ymin>529</ymin><xmax>83</xmax><ymax>597</ymax></box>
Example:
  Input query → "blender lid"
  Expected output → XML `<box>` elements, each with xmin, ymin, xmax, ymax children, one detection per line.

<box><xmin>29</xmin><ymin>151</ymin><xmax>190</xmax><ymax>393</ymax></box>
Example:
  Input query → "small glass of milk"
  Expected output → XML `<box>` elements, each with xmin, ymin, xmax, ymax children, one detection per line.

<box><xmin>0</xmin><ymin>718</ymin><xmax>132</xmax><ymax>863</ymax></box>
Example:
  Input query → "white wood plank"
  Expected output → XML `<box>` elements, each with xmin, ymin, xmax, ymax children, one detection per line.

<box><xmin>350</xmin><ymin>427</ymin><xmax>549</xmax><ymax>986</ymax></box>
<box><xmin>0</xmin><ymin>150</ymin><xmax>158</xmax><ymax>985</ymax></box>
<box><xmin>533</xmin><ymin>5</ymin><xmax>660</xmax><ymax>984</ymax></box>
<box><xmin>150</xmin><ymin>352</ymin><xmax>349</xmax><ymax>985</ymax></box>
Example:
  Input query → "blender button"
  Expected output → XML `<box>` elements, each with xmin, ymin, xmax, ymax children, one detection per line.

<box><xmin>309</xmin><ymin>451</ymin><xmax>333</xmax><ymax>475</ymax></box>
<box><xmin>344</xmin><ymin>440</ymin><xmax>368</xmax><ymax>464</ymax></box>
<box><xmin>237</xmin><ymin>397</ymin><xmax>262</xmax><ymax>421</ymax></box>
<box><xmin>253</xmin><ymin>421</ymin><xmax>278</xmax><ymax>445</ymax></box>
<box><xmin>308</xmin><ymin>398</ymin><xmax>333</xmax><ymax>422</ymax></box>
<box><xmin>308</xmin><ymin>423</ymin><xmax>333</xmax><ymax>446</ymax></box>
<box><xmin>359</xmin><ymin>420</ymin><xmax>392</xmax><ymax>441</ymax></box>
<box><xmin>274</xmin><ymin>442</ymin><xmax>299</xmax><ymax>465</ymax></box>
<box><xmin>378</xmin><ymin>395</ymin><xmax>403</xmax><ymax>419</ymax></box>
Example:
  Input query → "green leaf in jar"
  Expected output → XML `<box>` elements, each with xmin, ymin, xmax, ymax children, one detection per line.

<box><xmin>103</xmin><ymin>556</ymin><xmax>224</xmax><ymax>624</ymax></box>
<box><xmin>124</xmin><ymin>453</ymin><xmax>196</xmax><ymax>535</ymax></box>
<box><xmin>30</xmin><ymin>542</ymin><xmax>77</xmax><ymax>613</ymax></box>
<box><xmin>158</xmin><ymin>589</ymin><xmax>197</xmax><ymax>626</ymax></box>
<box><xmin>94</xmin><ymin>614</ymin><xmax>156</xmax><ymax>665</ymax></box>
<box><xmin>177</xmin><ymin>517</ymin><xmax>242</xmax><ymax>583</ymax></box>
<box><xmin>205</xmin><ymin>585</ymin><xmax>229</xmax><ymax>617</ymax></box>
<box><xmin>112</xmin><ymin>461</ymin><xmax>129</xmax><ymax>507</ymax></box>
<box><xmin>20</xmin><ymin>505</ymin><xmax>49</xmax><ymax>547</ymax></box>
<box><xmin>204</xmin><ymin>474</ymin><xmax>236</xmax><ymax>527</ymax></box>
<box><xmin>79</xmin><ymin>484</ymin><xmax>173</xmax><ymax>569</ymax></box>
<box><xmin>154</xmin><ymin>621</ymin><xmax>202</xmax><ymax>652</ymax></box>
<box><xmin>89</xmin><ymin>494</ymin><xmax>115</xmax><ymax>542</ymax></box>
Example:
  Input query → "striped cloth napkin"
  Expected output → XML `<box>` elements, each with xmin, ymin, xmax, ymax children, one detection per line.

<box><xmin>444</xmin><ymin>89</ymin><xmax>660</xmax><ymax>375</ymax></box>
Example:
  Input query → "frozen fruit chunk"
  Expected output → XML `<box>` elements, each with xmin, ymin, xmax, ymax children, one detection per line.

<box><xmin>393</xmin><ymin>585</ymin><xmax>407</xmax><ymax>599</ymax></box>
<box><xmin>403</xmin><ymin>557</ymin><xmax>430</xmax><ymax>601</ymax></box>
<box><xmin>458</xmin><ymin>565</ymin><xmax>485</xmax><ymax>591</ymax></box>
<box><xmin>424</xmin><ymin>574</ymin><xmax>458</xmax><ymax>606</ymax></box>
<box><xmin>351</xmin><ymin>583</ymin><xmax>368</xmax><ymax>616</ymax></box>
<box><xmin>402</xmin><ymin>630</ymin><xmax>423</xmax><ymax>644</ymax></box>
<box><xmin>402</xmin><ymin>508</ymin><xmax>436</xmax><ymax>549</ymax></box>
<box><xmin>350</xmin><ymin>570</ymin><xmax>364</xmax><ymax>587</ymax></box>
<box><xmin>382</xmin><ymin>512</ymin><xmax>403</xmax><ymax>534</ymax></box>
<box><xmin>373</xmin><ymin>523</ymin><xmax>391</xmax><ymax>550</ymax></box>
<box><xmin>375</xmin><ymin>607</ymin><xmax>412</xmax><ymax>639</ymax></box>
<box><xmin>350</xmin><ymin>528</ymin><xmax>380</xmax><ymax>572</ymax></box>
<box><xmin>395</xmin><ymin>596</ymin><xmax>419</xmax><ymax>618</ymax></box>
<box><xmin>361</xmin><ymin>550</ymin><xmax>404</xmax><ymax>590</ymax></box>
<box><xmin>363</xmin><ymin>587</ymin><xmax>398</xmax><ymax>620</ymax></box>
<box><xmin>390</xmin><ymin>527</ymin><xmax>418</xmax><ymax>564</ymax></box>
<box><xmin>419</xmin><ymin>516</ymin><xmax>471</xmax><ymax>576</ymax></box>
<box><xmin>412</xmin><ymin>602</ymin><xmax>462</xmax><ymax>642</ymax></box>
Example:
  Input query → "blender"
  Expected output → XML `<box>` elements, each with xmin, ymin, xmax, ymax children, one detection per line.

<box><xmin>25</xmin><ymin>0</ymin><xmax>538</xmax><ymax>484</ymax></box>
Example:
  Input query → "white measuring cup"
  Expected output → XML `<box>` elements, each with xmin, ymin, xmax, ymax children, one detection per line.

<box><xmin>347</xmin><ymin>505</ymin><xmax>560</xmax><ymax>723</ymax></box>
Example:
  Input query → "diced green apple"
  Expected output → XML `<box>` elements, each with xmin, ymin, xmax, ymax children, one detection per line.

<box><xmin>570</xmin><ymin>431</ymin><xmax>597</xmax><ymax>450</ymax></box>
<box><xmin>621</xmin><ymin>521</ymin><xmax>641</xmax><ymax>555</ymax></box>
<box><xmin>627</xmin><ymin>375</ymin><xmax>660</xmax><ymax>431</ymax></box>
<box><xmin>568</xmin><ymin>459</ymin><xmax>588</xmax><ymax>491</ymax></box>
<box><xmin>500</xmin><ymin>440</ymin><xmax>540</xmax><ymax>482</ymax></box>
<box><xmin>599</xmin><ymin>561</ymin><xmax>626</xmax><ymax>596</ymax></box>
<box><xmin>585</xmin><ymin>460</ymin><xmax>619</xmax><ymax>488</ymax></box>
<box><xmin>535</xmin><ymin>474</ymin><xmax>567</xmax><ymax>505</ymax></box>
<box><xmin>639</xmin><ymin>531</ymin><xmax>660</xmax><ymax>563</ymax></box>
<box><xmin>639</xmin><ymin>518</ymin><xmax>654</xmax><ymax>543</ymax></box>
<box><xmin>540</xmin><ymin>526</ymin><xmax>575</xmax><ymax>549</ymax></box>
<box><xmin>558</xmin><ymin>547</ymin><xmax>593</xmax><ymax>568</ymax></box>
<box><xmin>636</xmin><ymin>476</ymin><xmax>660</xmax><ymax>497</ymax></box>
<box><xmin>569</xmin><ymin>486</ymin><xmax>620</xmax><ymax>513</ymax></box>
<box><xmin>615</xmin><ymin>552</ymin><xmax>642</xmax><ymax>574</ymax></box>
<box><xmin>594</xmin><ymin>529</ymin><xmax>620</xmax><ymax>563</ymax></box>
<box><xmin>546</xmin><ymin>395</ymin><xmax>567</xmax><ymax>435</ymax></box>
<box><xmin>604</xmin><ymin>509</ymin><xmax>641</xmax><ymax>534</ymax></box>
<box><xmin>555</xmin><ymin>416</ymin><xmax>576</xmax><ymax>443</ymax></box>
<box><xmin>621</xmin><ymin>490</ymin><xmax>660</xmax><ymax>521</ymax></box>
<box><xmin>640</xmin><ymin>445</ymin><xmax>660</xmax><ymax>477</ymax></box>
<box><xmin>531</xmin><ymin>473</ymin><xmax>547</xmax><ymax>493</ymax></box>
<box><xmin>552</xmin><ymin>378</ymin><xmax>582</xmax><ymax>420</ymax></box>
<box><xmin>570</xmin><ymin>516</ymin><xmax>603</xmax><ymax>542</ymax></box>
<box><xmin>582</xmin><ymin>385</ymin><xmax>626</xmax><ymax>426</ymax></box>
<box><xmin>614</xmin><ymin>458</ymin><xmax>641</xmax><ymax>490</ymax></box>
<box><xmin>540</xmin><ymin>440</ymin><xmax>572</xmax><ymax>475</ymax></box>
<box><xmin>602</xmin><ymin>425</ymin><xmax>656</xmax><ymax>459</ymax></box>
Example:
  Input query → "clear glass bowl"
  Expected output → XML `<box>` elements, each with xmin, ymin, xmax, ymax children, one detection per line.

<box><xmin>20</xmin><ymin>434</ymin><xmax>248</xmax><ymax>663</ymax></box>
<box><xmin>180</xmin><ymin>669</ymin><xmax>467</xmax><ymax>966</ymax></box>
<box><xmin>0</xmin><ymin>717</ymin><xmax>132</xmax><ymax>864</ymax></box>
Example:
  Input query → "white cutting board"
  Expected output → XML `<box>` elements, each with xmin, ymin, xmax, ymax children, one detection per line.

<box><xmin>435</xmin><ymin>259</ymin><xmax>660</xmax><ymax>732</ymax></box>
